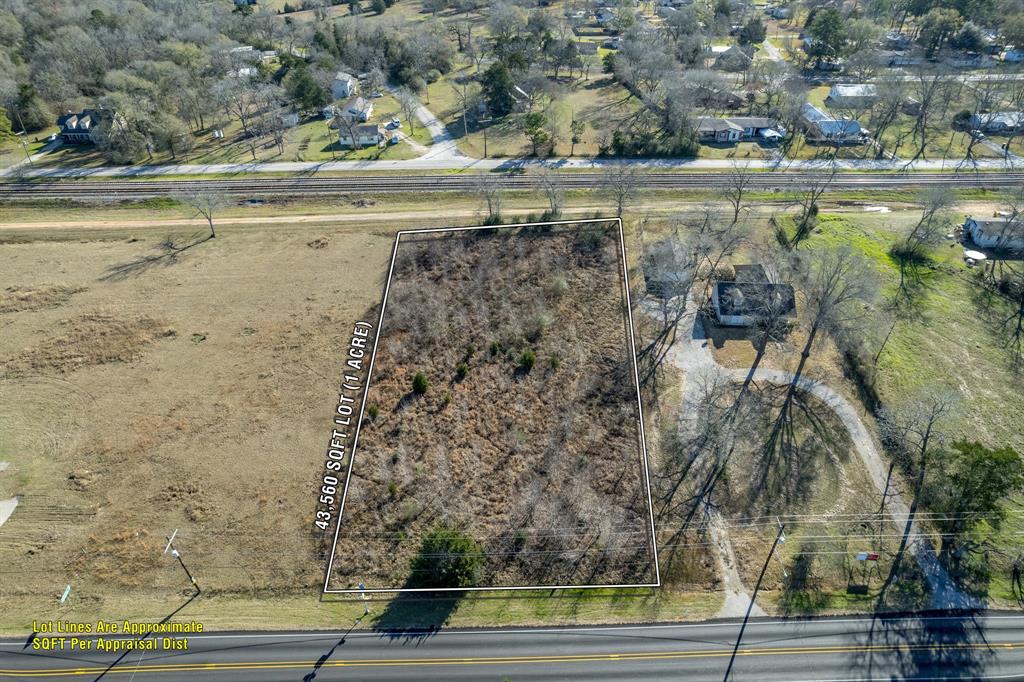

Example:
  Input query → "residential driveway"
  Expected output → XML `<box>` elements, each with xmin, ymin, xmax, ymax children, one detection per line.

<box><xmin>654</xmin><ymin>297</ymin><xmax>982</xmax><ymax>612</ymax></box>
<box><xmin>387</xmin><ymin>86</ymin><xmax>467</xmax><ymax>161</ymax></box>
<box><xmin>762</xmin><ymin>40</ymin><xmax>784</xmax><ymax>63</ymax></box>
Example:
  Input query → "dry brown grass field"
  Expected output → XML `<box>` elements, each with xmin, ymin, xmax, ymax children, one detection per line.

<box><xmin>329</xmin><ymin>222</ymin><xmax>657</xmax><ymax>590</ymax></box>
<box><xmin>0</xmin><ymin>223</ymin><xmax>394</xmax><ymax>626</ymax></box>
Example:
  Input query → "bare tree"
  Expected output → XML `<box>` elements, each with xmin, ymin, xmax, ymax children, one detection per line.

<box><xmin>537</xmin><ymin>167</ymin><xmax>564</xmax><ymax>218</ymax></box>
<box><xmin>899</xmin><ymin>188</ymin><xmax>953</xmax><ymax>259</ymax></box>
<box><xmin>789</xmin><ymin>164</ymin><xmax>837</xmax><ymax>248</ymax></box>
<box><xmin>876</xmin><ymin>389</ymin><xmax>958</xmax><ymax>598</ymax></box>
<box><xmin>722</xmin><ymin>162</ymin><xmax>754</xmax><ymax>226</ymax></box>
<box><xmin>474</xmin><ymin>172</ymin><xmax>502</xmax><ymax>224</ymax></box>
<box><xmin>866</xmin><ymin>76</ymin><xmax>907</xmax><ymax>160</ymax></box>
<box><xmin>901</xmin><ymin>69</ymin><xmax>951</xmax><ymax>168</ymax></box>
<box><xmin>173</xmin><ymin>189</ymin><xmax>228</xmax><ymax>239</ymax></box>
<box><xmin>756</xmin><ymin>246</ymin><xmax>879</xmax><ymax>498</ymax></box>
<box><xmin>997</xmin><ymin>263</ymin><xmax>1024</xmax><ymax>369</ymax></box>
<box><xmin>335</xmin><ymin>112</ymin><xmax>361</xmax><ymax>154</ymax></box>
<box><xmin>600</xmin><ymin>164</ymin><xmax>639</xmax><ymax>217</ymax></box>
<box><xmin>450</xmin><ymin>78</ymin><xmax>478</xmax><ymax>140</ymax></box>
<box><xmin>395</xmin><ymin>86</ymin><xmax>419</xmax><ymax>135</ymax></box>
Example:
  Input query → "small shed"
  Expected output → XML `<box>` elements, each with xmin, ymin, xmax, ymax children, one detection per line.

<box><xmin>963</xmin><ymin>216</ymin><xmax>1024</xmax><ymax>250</ymax></box>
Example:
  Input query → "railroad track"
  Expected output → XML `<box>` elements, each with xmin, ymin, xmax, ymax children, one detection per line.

<box><xmin>1</xmin><ymin>171</ymin><xmax>1023</xmax><ymax>199</ymax></box>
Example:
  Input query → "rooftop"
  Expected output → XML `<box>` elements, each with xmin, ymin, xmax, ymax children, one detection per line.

<box><xmin>715</xmin><ymin>281</ymin><xmax>796</xmax><ymax>318</ymax></box>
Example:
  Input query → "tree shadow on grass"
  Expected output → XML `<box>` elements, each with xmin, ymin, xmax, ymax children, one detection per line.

<box><xmin>99</xmin><ymin>232</ymin><xmax>212</xmax><ymax>282</ymax></box>
<box><xmin>888</xmin><ymin>249</ymin><xmax>938</xmax><ymax>309</ymax></box>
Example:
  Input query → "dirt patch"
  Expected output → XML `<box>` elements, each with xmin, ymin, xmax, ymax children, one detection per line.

<box><xmin>4</xmin><ymin>313</ymin><xmax>175</xmax><ymax>375</ymax></box>
<box><xmin>73</xmin><ymin>528</ymin><xmax>165</xmax><ymax>588</ymax></box>
<box><xmin>0</xmin><ymin>284</ymin><xmax>86</xmax><ymax>314</ymax></box>
<box><xmin>329</xmin><ymin>222</ymin><xmax>656</xmax><ymax>590</ymax></box>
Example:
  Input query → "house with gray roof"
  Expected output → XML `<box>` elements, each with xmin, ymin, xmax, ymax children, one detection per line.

<box><xmin>825</xmin><ymin>84</ymin><xmax>878</xmax><ymax>108</ymax></box>
<box><xmin>963</xmin><ymin>216</ymin><xmax>1024</xmax><ymax>251</ymax></box>
<box><xmin>695</xmin><ymin>117</ymin><xmax>783</xmax><ymax>143</ymax></box>
<box><xmin>712</xmin><ymin>263</ymin><xmax>796</xmax><ymax>327</ymax></box>
<box><xmin>800</xmin><ymin>103</ymin><xmax>866</xmax><ymax>143</ymax></box>
<box><xmin>56</xmin><ymin>109</ymin><xmax>116</xmax><ymax>144</ymax></box>
<box><xmin>968</xmin><ymin>112</ymin><xmax>1024</xmax><ymax>133</ymax></box>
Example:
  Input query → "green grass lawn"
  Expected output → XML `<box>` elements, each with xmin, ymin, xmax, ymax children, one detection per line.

<box><xmin>426</xmin><ymin>62</ymin><xmax>638</xmax><ymax>158</ymax></box>
<box><xmin>803</xmin><ymin>210</ymin><xmax>1024</xmax><ymax>604</ymax></box>
<box><xmin>0</xmin><ymin>128</ymin><xmax>58</xmax><ymax>169</ymax></box>
<box><xmin>27</xmin><ymin>92</ymin><xmax>423</xmax><ymax>168</ymax></box>
<box><xmin>806</xmin><ymin>212</ymin><xmax>1023</xmax><ymax>450</ymax></box>
<box><xmin>698</xmin><ymin>141</ymin><xmax>775</xmax><ymax>160</ymax></box>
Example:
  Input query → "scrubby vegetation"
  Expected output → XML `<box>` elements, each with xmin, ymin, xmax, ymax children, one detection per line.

<box><xmin>329</xmin><ymin>222</ymin><xmax>655</xmax><ymax>590</ymax></box>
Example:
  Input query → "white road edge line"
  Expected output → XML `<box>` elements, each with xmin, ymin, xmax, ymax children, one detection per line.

<box><xmin>4</xmin><ymin>614</ymin><xmax>1023</xmax><ymax>644</ymax></box>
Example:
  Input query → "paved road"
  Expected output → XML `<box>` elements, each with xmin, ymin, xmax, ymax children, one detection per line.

<box><xmin>2</xmin><ymin>152</ymin><xmax>1024</xmax><ymax>178</ymax></box>
<box><xmin>5</xmin><ymin>171</ymin><xmax>1024</xmax><ymax>201</ymax></box>
<box><xmin>2</xmin><ymin>613</ymin><xmax>1023</xmax><ymax>680</ymax></box>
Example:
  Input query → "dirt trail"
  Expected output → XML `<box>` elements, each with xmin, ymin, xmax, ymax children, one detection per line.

<box><xmin>0</xmin><ymin>206</ymin><xmax>626</xmax><ymax>233</ymax></box>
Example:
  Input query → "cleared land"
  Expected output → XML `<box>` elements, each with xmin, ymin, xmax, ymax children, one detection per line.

<box><xmin>0</xmin><ymin>222</ymin><xmax>393</xmax><ymax>628</ymax></box>
<box><xmin>328</xmin><ymin>221</ymin><xmax>657</xmax><ymax>590</ymax></box>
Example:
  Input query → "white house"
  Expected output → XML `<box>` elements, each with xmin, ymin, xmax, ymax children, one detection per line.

<box><xmin>696</xmin><ymin>118</ymin><xmax>743</xmax><ymax>143</ymax></box>
<box><xmin>339</xmin><ymin>124</ymin><xmax>384</xmax><ymax>148</ymax></box>
<box><xmin>825</xmin><ymin>84</ymin><xmax>878</xmax><ymax>108</ymax></box>
<box><xmin>331</xmin><ymin>71</ymin><xmax>357</xmax><ymax>100</ymax></box>
<box><xmin>964</xmin><ymin>216</ymin><xmax>1024</xmax><ymax>250</ymax></box>
<box><xmin>340</xmin><ymin>96</ymin><xmax>373</xmax><ymax>122</ymax></box>
<box><xmin>695</xmin><ymin>117</ymin><xmax>783</xmax><ymax>143</ymax></box>
<box><xmin>801</xmin><ymin>103</ymin><xmax>866</xmax><ymax>143</ymax></box>
<box><xmin>968</xmin><ymin>111</ymin><xmax>1024</xmax><ymax>133</ymax></box>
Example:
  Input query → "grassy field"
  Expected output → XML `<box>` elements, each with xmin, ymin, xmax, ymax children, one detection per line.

<box><xmin>0</xmin><ymin>221</ymin><xmax>394</xmax><ymax>632</ymax></box>
<box><xmin>2</xmin><ymin>196</ymin><xmax>1021</xmax><ymax>635</ymax></box>
<box><xmin>0</xmin><ymin>206</ymin><xmax>714</xmax><ymax>635</ymax></box>
<box><xmin>27</xmin><ymin>93</ymin><xmax>423</xmax><ymax>170</ymax></box>
<box><xmin>0</xmin><ymin>129</ymin><xmax>58</xmax><ymax>169</ymax></box>
<box><xmin>801</xmin><ymin>210</ymin><xmax>1024</xmax><ymax>603</ymax></box>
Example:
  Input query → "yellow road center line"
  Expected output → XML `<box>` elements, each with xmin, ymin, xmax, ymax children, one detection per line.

<box><xmin>3</xmin><ymin>641</ymin><xmax>1018</xmax><ymax>677</ymax></box>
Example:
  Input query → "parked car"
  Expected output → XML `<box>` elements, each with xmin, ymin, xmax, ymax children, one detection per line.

<box><xmin>386</xmin><ymin>118</ymin><xmax>402</xmax><ymax>130</ymax></box>
<box><xmin>969</xmin><ymin>129</ymin><xmax>986</xmax><ymax>140</ymax></box>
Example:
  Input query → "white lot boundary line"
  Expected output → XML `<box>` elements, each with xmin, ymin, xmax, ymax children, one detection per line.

<box><xmin>322</xmin><ymin>217</ymin><xmax>660</xmax><ymax>594</ymax></box>
<box><xmin>615</xmin><ymin>216</ymin><xmax>662</xmax><ymax>588</ymax></box>
<box><xmin>321</xmin><ymin>229</ymin><xmax>403</xmax><ymax>593</ymax></box>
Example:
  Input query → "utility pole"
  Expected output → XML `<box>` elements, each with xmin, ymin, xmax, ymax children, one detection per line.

<box><xmin>165</xmin><ymin>530</ymin><xmax>201</xmax><ymax>594</ymax></box>
<box><xmin>723</xmin><ymin>521</ymin><xmax>785</xmax><ymax>682</ymax></box>
<box><xmin>11</xmin><ymin>105</ymin><xmax>34</xmax><ymax>167</ymax></box>
<box><xmin>479</xmin><ymin>114</ymin><xmax>491</xmax><ymax>158</ymax></box>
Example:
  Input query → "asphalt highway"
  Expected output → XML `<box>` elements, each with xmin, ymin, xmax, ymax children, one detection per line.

<box><xmin>4</xmin><ymin>171</ymin><xmax>1024</xmax><ymax>200</ymax></box>
<box><xmin>2</xmin><ymin>613</ymin><xmax>1024</xmax><ymax>681</ymax></box>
